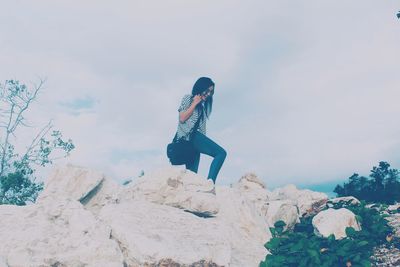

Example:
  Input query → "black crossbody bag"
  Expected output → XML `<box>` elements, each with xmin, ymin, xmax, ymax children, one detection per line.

<box><xmin>167</xmin><ymin>110</ymin><xmax>203</xmax><ymax>165</ymax></box>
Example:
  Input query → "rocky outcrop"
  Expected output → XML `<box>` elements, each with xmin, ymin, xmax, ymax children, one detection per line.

<box><xmin>99</xmin><ymin>200</ymin><xmax>230</xmax><ymax>266</ymax></box>
<box><xmin>0</xmin><ymin>165</ymin><xmax>330</xmax><ymax>267</ymax></box>
<box><xmin>264</xmin><ymin>200</ymin><xmax>300</xmax><ymax>230</ymax></box>
<box><xmin>38</xmin><ymin>164</ymin><xmax>107</xmax><ymax>202</ymax></box>
<box><xmin>312</xmin><ymin>208</ymin><xmax>361</xmax><ymax>239</ymax></box>
<box><xmin>214</xmin><ymin>186</ymin><xmax>271</xmax><ymax>266</ymax></box>
<box><xmin>270</xmin><ymin>184</ymin><xmax>328</xmax><ymax>216</ymax></box>
<box><xmin>0</xmin><ymin>197</ymin><xmax>124</xmax><ymax>267</ymax></box>
<box><xmin>120</xmin><ymin>168</ymin><xmax>219</xmax><ymax>216</ymax></box>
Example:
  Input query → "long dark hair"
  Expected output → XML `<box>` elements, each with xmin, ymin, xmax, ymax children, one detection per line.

<box><xmin>191</xmin><ymin>77</ymin><xmax>214</xmax><ymax>119</ymax></box>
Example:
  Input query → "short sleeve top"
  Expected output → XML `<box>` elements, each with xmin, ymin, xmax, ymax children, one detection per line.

<box><xmin>175</xmin><ymin>94</ymin><xmax>206</xmax><ymax>141</ymax></box>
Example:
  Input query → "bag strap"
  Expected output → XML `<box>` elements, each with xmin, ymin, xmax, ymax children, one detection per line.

<box><xmin>189</xmin><ymin>108</ymin><xmax>204</xmax><ymax>139</ymax></box>
<box><xmin>173</xmin><ymin>106</ymin><xmax>204</xmax><ymax>142</ymax></box>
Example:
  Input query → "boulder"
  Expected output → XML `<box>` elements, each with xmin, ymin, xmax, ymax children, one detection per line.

<box><xmin>81</xmin><ymin>176</ymin><xmax>122</xmax><ymax>215</ymax></box>
<box><xmin>99</xmin><ymin>200</ymin><xmax>230</xmax><ymax>267</ymax></box>
<box><xmin>264</xmin><ymin>200</ymin><xmax>300</xmax><ymax>230</ymax></box>
<box><xmin>234</xmin><ymin>173</ymin><xmax>271</xmax><ymax>218</ymax></box>
<box><xmin>38</xmin><ymin>164</ymin><xmax>106</xmax><ymax>202</ymax></box>
<box><xmin>215</xmin><ymin>186</ymin><xmax>271</xmax><ymax>267</ymax></box>
<box><xmin>236</xmin><ymin>173</ymin><xmax>268</xmax><ymax>191</ymax></box>
<box><xmin>312</xmin><ymin>208</ymin><xmax>361</xmax><ymax>239</ymax></box>
<box><xmin>0</xmin><ymin>197</ymin><xmax>124</xmax><ymax>267</ymax></box>
<box><xmin>4</xmin><ymin>164</ymin><xmax>347</xmax><ymax>266</ymax></box>
<box><xmin>270</xmin><ymin>184</ymin><xmax>328</xmax><ymax>216</ymax></box>
<box><xmin>120</xmin><ymin>167</ymin><xmax>219</xmax><ymax>215</ymax></box>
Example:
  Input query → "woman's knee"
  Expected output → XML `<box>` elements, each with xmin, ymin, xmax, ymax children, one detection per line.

<box><xmin>219</xmin><ymin>148</ymin><xmax>227</xmax><ymax>160</ymax></box>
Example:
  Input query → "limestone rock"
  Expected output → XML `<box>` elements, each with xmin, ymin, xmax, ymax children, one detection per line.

<box><xmin>236</xmin><ymin>173</ymin><xmax>267</xmax><ymax>191</ymax></box>
<box><xmin>99</xmin><ymin>200</ymin><xmax>230</xmax><ymax>267</ymax></box>
<box><xmin>234</xmin><ymin>173</ymin><xmax>271</xmax><ymax>217</ymax></box>
<box><xmin>81</xmin><ymin>176</ymin><xmax>122</xmax><ymax>215</ymax></box>
<box><xmin>264</xmin><ymin>200</ymin><xmax>300</xmax><ymax>230</ymax></box>
<box><xmin>120</xmin><ymin>167</ymin><xmax>219</xmax><ymax>215</ymax></box>
<box><xmin>38</xmin><ymin>164</ymin><xmax>106</xmax><ymax>202</ymax></box>
<box><xmin>312</xmin><ymin>208</ymin><xmax>361</xmax><ymax>239</ymax></box>
<box><xmin>0</xmin><ymin>197</ymin><xmax>124</xmax><ymax>267</ymax></box>
<box><xmin>270</xmin><ymin>184</ymin><xmax>328</xmax><ymax>216</ymax></box>
<box><xmin>215</xmin><ymin>186</ymin><xmax>271</xmax><ymax>267</ymax></box>
<box><xmin>2</xmin><ymin>164</ymin><xmax>344</xmax><ymax>266</ymax></box>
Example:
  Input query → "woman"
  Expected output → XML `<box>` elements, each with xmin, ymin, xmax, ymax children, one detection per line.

<box><xmin>175</xmin><ymin>77</ymin><xmax>227</xmax><ymax>185</ymax></box>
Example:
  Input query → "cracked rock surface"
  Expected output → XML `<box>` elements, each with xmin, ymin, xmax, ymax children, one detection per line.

<box><xmin>0</xmin><ymin>165</ymin><xmax>330</xmax><ymax>267</ymax></box>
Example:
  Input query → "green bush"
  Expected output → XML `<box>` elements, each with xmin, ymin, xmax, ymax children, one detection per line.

<box><xmin>0</xmin><ymin>79</ymin><xmax>74</xmax><ymax>205</ymax></box>
<box><xmin>334</xmin><ymin>162</ymin><xmax>400</xmax><ymax>204</ymax></box>
<box><xmin>0</xmin><ymin>171</ymin><xmax>43</xmax><ymax>205</ymax></box>
<box><xmin>260</xmin><ymin>202</ymin><xmax>392</xmax><ymax>267</ymax></box>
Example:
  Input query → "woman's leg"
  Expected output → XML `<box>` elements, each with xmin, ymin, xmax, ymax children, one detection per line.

<box><xmin>186</xmin><ymin>152</ymin><xmax>200</xmax><ymax>173</ymax></box>
<box><xmin>191</xmin><ymin>131</ymin><xmax>227</xmax><ymax>183</ymax></box>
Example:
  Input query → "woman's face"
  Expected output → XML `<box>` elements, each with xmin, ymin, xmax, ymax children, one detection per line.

<box><xmin>202</xmin><ymin>85</ymin><xmax>214</xmax><ymax>100</ymax></box>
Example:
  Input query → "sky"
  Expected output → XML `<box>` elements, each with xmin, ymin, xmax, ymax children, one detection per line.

<box><xmin>1</xmin><ymin>1</ymin><xmax>400</xmax><ymax>191</ymax></box>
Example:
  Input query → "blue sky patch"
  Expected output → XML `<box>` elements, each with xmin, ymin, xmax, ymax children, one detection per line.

<box><xmin>60</xmin><ymin>96</ymin><xmax>96</xmax><ymax>111</ymax></box>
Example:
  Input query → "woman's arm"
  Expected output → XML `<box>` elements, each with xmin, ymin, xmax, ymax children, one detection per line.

<box><xmin>179</xmin><ymin>95</ymin><xmax>203</xmax><ymax>123</ymax></box>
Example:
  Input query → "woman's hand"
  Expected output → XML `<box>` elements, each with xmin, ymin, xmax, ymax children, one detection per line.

<box><xmin>179</xmin><ymin>95</ymin><xmax>201</xmax><ymax>123</ymax></box>
<box><xmin>192</xmin><ymin>94</ymin><xmax>203</xmax><ymax>106</ymax></box>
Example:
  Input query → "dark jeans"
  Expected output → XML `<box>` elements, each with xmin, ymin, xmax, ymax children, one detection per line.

<box><xmin>185</xmin><ymin>131</ymin><xmax>227</xmax><ymax>183</ymax></box>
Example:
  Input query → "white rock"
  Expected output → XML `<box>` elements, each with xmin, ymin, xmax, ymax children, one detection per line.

<box><xmin>215</xmin><ymin>186</ymin><xmax>271</xmax><ymax>267</ymax></box>
<box><xmin>38</xmin><ymin>164</ymin><xmax>106</xmax><ymax>202</ymax></box>
<box><xmin>265</xmin><ymin>200</ymin><xmax>300</xmax><ymax>230</ymax></box>
<box><xmin>120</xmin><ymin>167</ymin><xmax>219</xmax><ymax>215</ymax></box>
<box><xmin>99</xmin><ymin>200</ymin><xmax>231</xmax><ymax>266</ymax></box>
<box><xmin>235</xmin><ymin>173</ymin><xmax>271</xmax><ymax>214</ymax></box>
<box><xmin>236</xmin><ymin>173</ymin><xmax>268</xmax><ymax>191</ymax></box>
<box><xmin>81</xmin><ymin>177</ymin><xmax>122</xmax><ymax>215</ymax></box>
<box><xmin>3</xmin><ymin>165</ymin><xmax>342</xmax><ymax>266</ymax></box>
<box><xmin>271</xmin><ymin>184</ymin><xmax>328</xmax><ymax>216</ymax></box>
<box><xmin>312</xmin><ymin>208</ymin><xmax>361</xmax><ymax>239</ymax></box>
<box><xmin>235</xmin><ymin>173</ymin><xmax>270</xmax><ymax>202</ymax></box>
<box><xmin>235</xmin><ymin>174</ymin><xmax>300</xmax><ymax>230</ymax></box>
<box><xmin>0</xmin><ymin>198</ymin><xmax>124</xmax><ymax>267</ymax></box>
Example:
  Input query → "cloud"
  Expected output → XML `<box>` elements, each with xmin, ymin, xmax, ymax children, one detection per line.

<box><xmin>1</xmin><ymin>1</ymin><xmax>399</xmax><ymax>189</ymax></box>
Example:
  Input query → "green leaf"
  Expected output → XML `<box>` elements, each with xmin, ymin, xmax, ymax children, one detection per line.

<box><xmin>289</xmin><ymin>240</ymin><xmax>304</xmax><ymax>252</ymax></box>
<box><xmin>357</xmin><ymin>241</ymin><xmax>368</xmax><ymax>247</ymax></box>
<box><xmin>265</xmin><ymin>238</ymin><xmax>280</xmax><ymax>250</ymax></box>
<box><xmin>327</xmin><ymin>234</ymin><xmax>335</xmax><ymax>242</ymax></box>
<box><xmin>345</xmin><ymin>227</ymin><xmax>357</xmax><ymax>237</ymax></box>
<box><xmin>269</xmin><ymin>227</ymin><xmax>276</xmax><ymax>237</ymax></box>
<box><xmin>307</xmin><ymin>249</ymin><xmax>321</xmax><ymax>264</ymax></box>
<box><xmin>274</xmin><ymin>220</ymin><xmax>286</xmax><ymax>228</ymax></box>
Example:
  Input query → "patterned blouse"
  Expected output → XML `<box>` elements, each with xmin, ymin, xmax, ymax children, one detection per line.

<box><xmin>175</xmin><ymin>94</ymin><xmax>206</xmax><ymax>141</ymax></box>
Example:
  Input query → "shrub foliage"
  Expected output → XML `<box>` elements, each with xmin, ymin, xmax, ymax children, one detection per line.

<box><xmin>334</xmin><ymin>162</ymin><xmax>400</xmax><ymax>204</ymax></box>
<box><xmin>260</xmin><ymin>201</ymin><xmax>393</xmax><ymax>267</ymax></box>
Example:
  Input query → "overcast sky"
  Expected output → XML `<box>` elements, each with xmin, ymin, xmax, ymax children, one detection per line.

<box><xmin>1</xmin><ymin>1</ymin><xmax>400</xmax><ymax>189</ymax></box>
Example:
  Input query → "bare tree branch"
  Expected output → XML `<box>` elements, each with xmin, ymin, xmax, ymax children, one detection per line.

<box><xmin>0</xmin><ymin>79</ymin><xmax>44</xmax><ymax>177</ymax></box>
<box><xmin>22</xmin><ymin>120</ymin><xmax>53</xmax><ymax>163</ymax></box>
